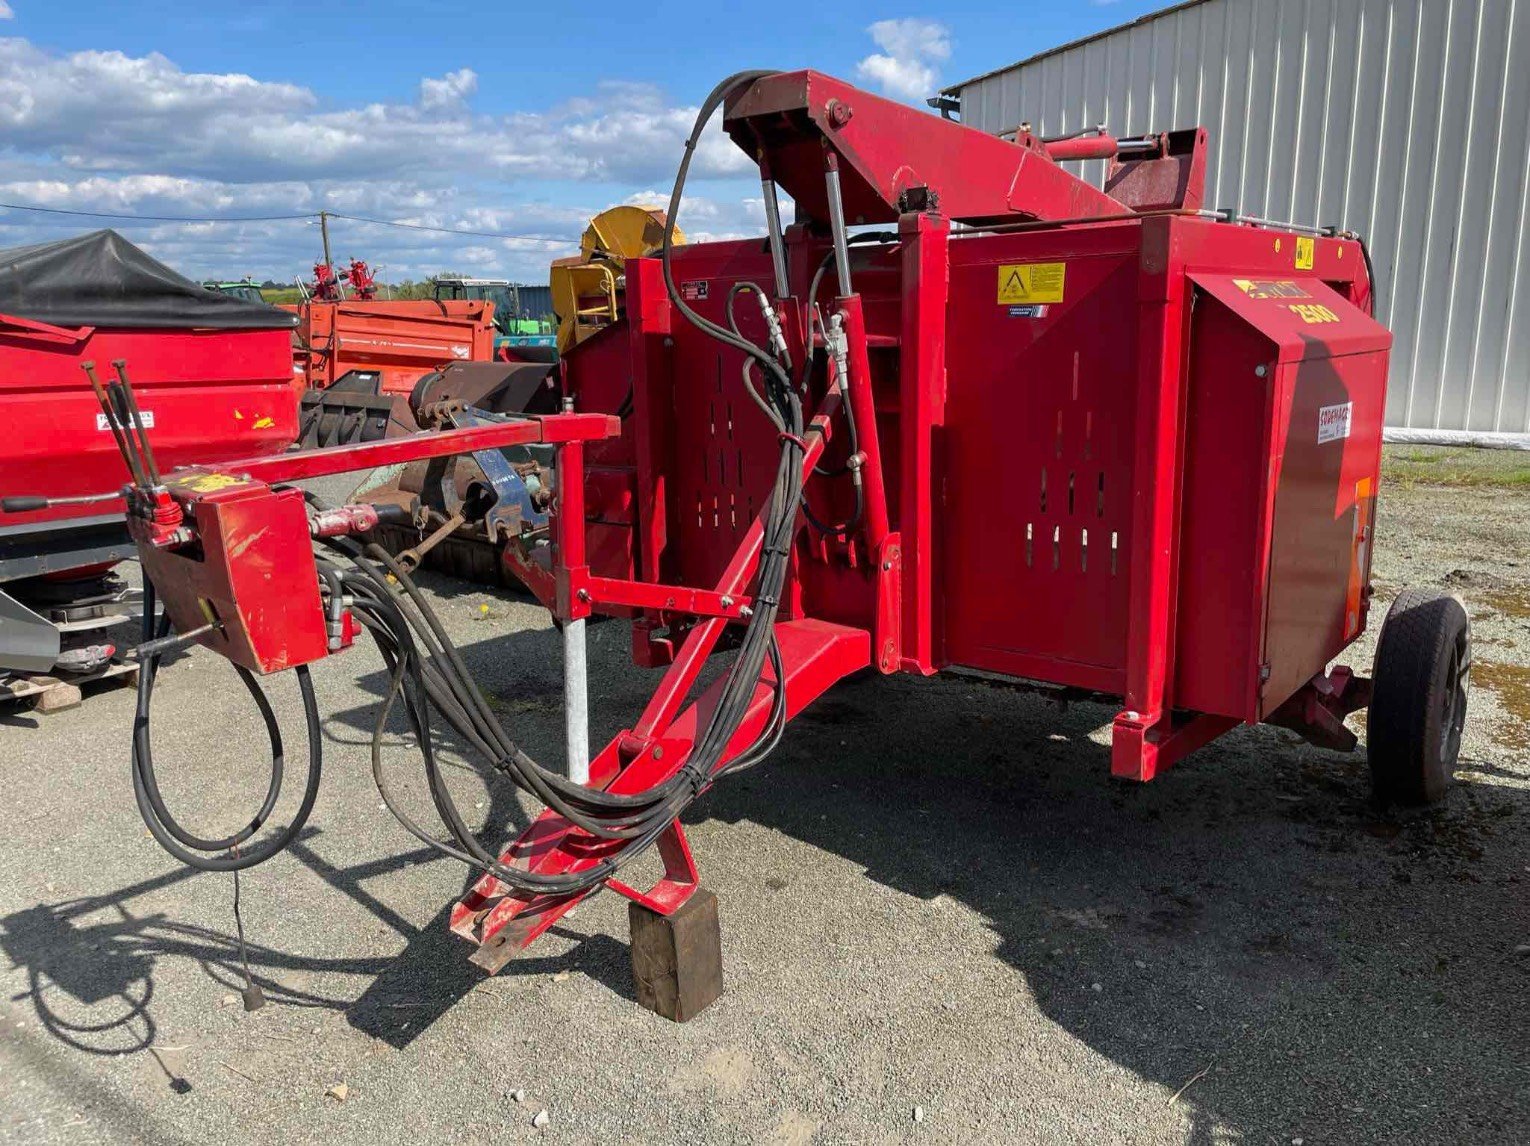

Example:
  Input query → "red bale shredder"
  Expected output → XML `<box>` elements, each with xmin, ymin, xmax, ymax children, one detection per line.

<box><xmin>17</xmin><ymin>70</ymin><xmax>1469</xmax><ymax>1020</ymax></box>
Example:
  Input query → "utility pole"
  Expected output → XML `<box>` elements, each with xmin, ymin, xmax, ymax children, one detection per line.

<box><xmin>318</xmin><ymin>210</ymin><xmax>333</xmax><ymax>269</ymax></box>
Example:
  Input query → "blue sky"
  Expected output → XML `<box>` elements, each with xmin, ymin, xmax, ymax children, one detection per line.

<box><xmin>0</xmin><ymin>0</ymin><xmax>1163</xmax><ymax>282</ymax></box>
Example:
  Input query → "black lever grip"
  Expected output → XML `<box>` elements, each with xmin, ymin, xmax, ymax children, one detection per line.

<box><xmin>1</xmin><ymin>496</ymin><xmax>49</xmax><ymax>513</ymax></box>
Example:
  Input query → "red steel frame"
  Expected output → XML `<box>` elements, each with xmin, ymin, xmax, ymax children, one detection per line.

<box><xmin>459</xmin><ymin>305</ymin><xmax>1379</xmax><ymax>961</ymax></box>
<box><xmin>448</xmin><ymin>73</ymin><xmax>1387</xmax><ymax>965</ymax></box>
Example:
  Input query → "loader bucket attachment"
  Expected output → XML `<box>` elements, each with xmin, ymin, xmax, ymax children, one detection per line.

<box><xmin>297</xmin><ymin>370</ymin><xmax>416</xmax><ymax>447</ymax></box>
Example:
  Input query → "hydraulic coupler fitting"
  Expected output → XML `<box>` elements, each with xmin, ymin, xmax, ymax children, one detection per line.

<box><xmin>755</xmin><ymin>290</ymin><xmax>790</xmax><ymax>360</ymax></box>
<box><xmin>826</xmin><ymin>312</ymin><xmax>851</xmax><ymax>393</ymax></box>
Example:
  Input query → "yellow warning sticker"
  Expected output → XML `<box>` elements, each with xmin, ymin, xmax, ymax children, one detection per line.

<box><xmin>998</xmin><ymin>262</ymin><xmax>1066</xmax><ymax>304</ymax></box>
<box><xmin>1295</xmin><ymin>236</ymin><xmax>1315</xmax><ymax>270</ymax></box>
<box><xmin>178</xmin><ymin>472</ymin><xmax>245</xmax><ymax>494</ymax></box>
<box><xmin>1233</xmin><ymin>279</ymin><xmax>1310</xmax><ymax>300</ymax></box>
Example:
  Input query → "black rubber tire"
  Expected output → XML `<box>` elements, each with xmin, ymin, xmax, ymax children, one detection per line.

<box><xmin>1367</xmin><ymin>587</ymin><xmax>1471</xmax><ymax>806</ymax></box>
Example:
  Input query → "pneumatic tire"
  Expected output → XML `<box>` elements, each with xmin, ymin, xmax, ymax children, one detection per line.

<box><xmin>1367</xmin><ymin>587</ymin><xmax>1471</xmax><ymax>806</ymax></box>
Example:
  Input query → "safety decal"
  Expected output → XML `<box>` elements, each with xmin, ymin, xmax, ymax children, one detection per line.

<box><xmin>680</xmin><ymin>280</ymin><xmax>710</xmax><ymax>302</ymax></box>
<box><xmin>1232</xmin><ymin>279</ymin><xmax>1310</xmax><ymax>300</ymax></box>
<box><xmin>96</xmin><ymin>410</ymin><xmax>154</xmax><ymax>432</ymax></box>
<box><xmin>1295</xmin><ymin>236</ymin><xmax>1316</xmax><ymax>270</ymax></box>
<box><xmin>1317</xmin><ymin>401</ymin><xmax>1353</xmax><ymax>444</ymax></box>
<box><xmin>179</xmin><ymin>472</ymin><xmax>245</xmax><ymax>494</ymax></box>
<box><xmin>997</xmin><ymin>262</ymin><xmax>1066</xmax><ymax>305</ymax></box>
<box><xmin>1007</xmin><ymin>304</ymin><xmax>1050</xmax><ymax>318</ymax></box>
<box><xmin>1287</xmin><ymin>302</ymin><xmax>1340</xmax><ymax>325</ymax></box>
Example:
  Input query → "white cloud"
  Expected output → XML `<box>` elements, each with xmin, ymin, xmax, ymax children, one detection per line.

<box><xmin>0</xmin><ymin>171</ymin><xmax>777</xmax><ymax>282</ymax></box>
<box><xmin>419</xmin><ymin>67</ymin><xmax>477</xmax><ymax>112</ymax></box>
<box><xmin>0</xmin><ymin>4</ymin><xmax>14</xmax><ymax>19</ymax></box>
<box><xmin>0</xmin><ymin>36</ymin><xmax>770</xmax><ymax>280</ymax></box>
<box><xmin>0</xmin><ymin>38</ymin><xmax>750</xmax><ymax>185</ymax></box>
<box><xmin>855</xmin><ymin>18</ymin><xmax>951</xmax><ymax>102</ymax></box>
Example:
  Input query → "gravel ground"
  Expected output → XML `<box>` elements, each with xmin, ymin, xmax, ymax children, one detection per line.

<box><xmin>2</xmin><ymin>453</ymin><xmax>1528</xmax><ymax>1145</ymax></box>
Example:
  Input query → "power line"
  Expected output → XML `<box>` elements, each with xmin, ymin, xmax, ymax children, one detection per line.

<box><xmin>0</xmin><ymin>201</ymin><xmax>580</xmax><ymax>246</ymax></box>
<box><xmin>0</xmin><ymin>201</ymin><xmax>314</xmax><ymax>223</ymax></box>
<box><xmin>323</xmin><ymin>212</ymin><xmax>575</xmax><ymax>245</ymax></box>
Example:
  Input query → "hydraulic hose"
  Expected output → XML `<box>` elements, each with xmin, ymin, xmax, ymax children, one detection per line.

<box><xmin>331</xmin><ymin>68</ymin><xmax>812</xmax><ymax>898</ymax></box>
<box><xmin>137</xmin><ymin>71</ymin><xmax>810</xmax><ymax>902</ymax></box>
<box><xmin>130</xmin><ymin>583</ymin><xmax>323</xmax><ymax>872</ymax></box>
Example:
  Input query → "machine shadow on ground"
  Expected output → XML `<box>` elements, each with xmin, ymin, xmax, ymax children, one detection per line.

<box><xmin>309</xmin><ymin>609</ymin><xmax>1527</xmax><ymax>1141</ymax></box>
<box><xmin>6</xmin><ymin>609</ymin><xmax>1524</xmax><ymax>1140</ymax></box>
<box><xmin>702</xmin><ymin>669</ymin><xmax>1529</xmax><ymax>1143</ymax></box>
<box><xmin>0</xmin><ymin>616</ymin><xmax>641</xmax><ymax>1074</ymax></box>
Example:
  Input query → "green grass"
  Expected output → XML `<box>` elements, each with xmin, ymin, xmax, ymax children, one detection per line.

<box><xmin>1382</xmin><ymin>444</ymin><xmax>1530</xmax><ymax>489</ymax></box>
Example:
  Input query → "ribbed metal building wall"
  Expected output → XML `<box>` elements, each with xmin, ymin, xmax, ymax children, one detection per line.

<box><xmin>947</xmin><ymin>0</ymin><xmax>1530</xmax><ymax>435</ymax></box>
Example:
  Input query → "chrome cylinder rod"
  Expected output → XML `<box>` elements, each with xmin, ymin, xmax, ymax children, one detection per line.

<box><xmin>824</xmin><ymin>155</ymin><xmax>854</xmax><ymax>298</ymax></box>
<box><xmin>760</xmin><ymin>173</ymin><xmax>791</xmax><ymax>299</ymax></box>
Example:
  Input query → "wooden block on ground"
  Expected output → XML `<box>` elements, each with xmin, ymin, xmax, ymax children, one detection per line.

<box><xmin>628</xmin><ymin>888</ymin><xmax>723</xmax><ymax>1022</ymax></box>
<box><xmin>32</xmin><ymin>678</ymin><xmax>82</xmax><ymax>713</ymax></box>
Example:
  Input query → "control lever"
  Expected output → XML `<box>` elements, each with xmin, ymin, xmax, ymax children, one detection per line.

<box><xmin>129</xmin><ymin>621</ymin><xmax>220</xmax><ymax>662</ymax></box>
<box><xmin>1</xmin><ymin>492</ymin><xmax>121</xmax><ymax>513</ymax></box>
<box><xmin>397</xmin><ymin>508</ymin><xmax>467</xmax><ymax>572</ymax></box>
<box><xmin>82</xmin><ymin>360</ymin><xmax>151</xmax><ymax>491</ymax></box>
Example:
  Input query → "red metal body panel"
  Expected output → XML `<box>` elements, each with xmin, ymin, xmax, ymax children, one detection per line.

<box><xmin>0</xmin><ymin>319</ymin><xmax>297</xmax><ymax>535</ymax></box>
<box><xmin>136</xmin><ymin>481</ymin><xmax>329</xmax><ymax>674</ymax></box>
<box><xmin>1174</xmin><ymin>275</ymin><xmax>1388</xmax><ymax>719</ymax></box>
<box><xmin>552</xmin><ymin>214</ymin><xmax>1384</xmax><ymax>783</ymax></box>
<box><xmin>941</xmin><ymin>224</ymin><xmax>1143</xmax><ymax>693</ymax></box>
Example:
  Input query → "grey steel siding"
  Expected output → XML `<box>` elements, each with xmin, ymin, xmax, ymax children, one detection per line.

<box><xmin>953</xmin><ymin>0</ymin><xmax>1530</xmax><ymax>433</ymax></box>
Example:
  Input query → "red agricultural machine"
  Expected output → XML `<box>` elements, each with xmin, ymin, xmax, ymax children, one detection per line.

<box><xmin>0</xmin><ymin>230</ymin><xmax>299</xmax><ymax>685</ymax></box>
<box><xmin>6</xmin><ymin>71</ymin><xmax>1470</xmax><ymax>1020</ymax></box>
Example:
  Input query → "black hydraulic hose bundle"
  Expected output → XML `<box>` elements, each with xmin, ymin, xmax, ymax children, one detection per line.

<box><xmin>130</xmin><ymin>582</ymin><xmax>322</xmax><ymax>1009</ymax></box>
<box><xmin>129</xmin><ymin>69</ymin><xmax>810</xmax><ymax>903</ymax></box>
<box><xmin>272</xmin><ymin>69</ymin><xmax>801</xmax><ymax>899</ymax></box>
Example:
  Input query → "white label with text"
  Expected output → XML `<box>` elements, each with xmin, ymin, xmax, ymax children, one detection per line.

<box><xmin>97</xmin><ymin>411</ymin><xmax>155</xmax><ymax>432</ymax></box>
<box><xmin>1317</xmin><ymin>402</ymin><xmax>1352</xmax><ymax>444</ymax></box>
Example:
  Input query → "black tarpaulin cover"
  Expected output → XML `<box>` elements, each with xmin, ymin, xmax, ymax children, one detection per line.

<box><xmin>0</xmin><ymin>229</ymin><xmax>295</xmax><ymax>330</ymax></box>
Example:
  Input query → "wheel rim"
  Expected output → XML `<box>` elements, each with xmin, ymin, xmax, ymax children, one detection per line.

<box><xmin>1440</xmin><ymin>634</ymin><xmax>1471</xmax><ymax>766</ymax></box>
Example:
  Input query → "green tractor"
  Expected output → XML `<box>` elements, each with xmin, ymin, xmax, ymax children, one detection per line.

<box><xmin>430</xmin><ymin>276</ymin><xmax>556</xmax><ymax>356</ymax></box>
<box><xmin>202</xmin><ymin>279</ymin><xmax>267</xmax><ymax>304</ymax></box>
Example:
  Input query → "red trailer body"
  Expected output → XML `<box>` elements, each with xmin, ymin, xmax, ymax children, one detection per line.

<box><xmin>0</xmin><ymin>319</ymin><xmax>298</xmax><ymax>540</ymax></box>
<box><xmin>288</xmin><ymin>300</ymin><xmax>496</xmax><ymax>396</ymax></box>
<box><xmin>287</xmin><ymin>299</ymin><xmax>500</xmax><ymax>446</ymax></box>
<box><xmin>0</xmin><ymin>229</ymin><xmax>300</xmax><ymax>673</ymax></box>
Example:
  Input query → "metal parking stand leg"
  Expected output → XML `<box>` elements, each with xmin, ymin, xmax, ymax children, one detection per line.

<box><xmin>564</xmin><ymin>614</ymin><xmax>590</xmax><ymax>784</ymax></box>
